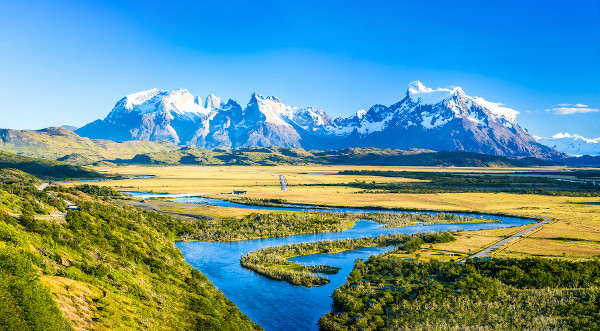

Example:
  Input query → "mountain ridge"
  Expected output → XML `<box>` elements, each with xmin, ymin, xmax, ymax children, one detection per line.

<box><xmin>537</xmin><ymin>133</ymin><xmax>600</xmax><ymax>156</ymax></box>
<box><xmin>0</xmin><ymin>127</ymin><xmax>177</xmax><ymax>164</ymax></box>
<box><xmin>110</xmin><ymin>146</ymin><xmax>558</xmax><ymax>167</ymax></box>
<box><xmin>75</xmin><ymin>82</ymin><xmax>563</xmax><ymax>159</ymax></box>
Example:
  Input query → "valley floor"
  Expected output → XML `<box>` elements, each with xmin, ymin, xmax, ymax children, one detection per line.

<box><xmin>79</xmin><ymin>165</ymin><xmax>600</xmax><ymax>261</ymax></box>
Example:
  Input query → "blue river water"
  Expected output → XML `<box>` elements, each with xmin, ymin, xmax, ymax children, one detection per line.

<box><xmin>124</xmin><ymin>192</ymin><xmax>535</xmax><ymax>331</ymax></box>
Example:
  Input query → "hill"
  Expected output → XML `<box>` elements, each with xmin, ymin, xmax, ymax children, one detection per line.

<box><xmin>111</xmin><ymin>146</ymin><xmax>557</xmax><ymax>167</ymax></box>
<box><xmin>0</xmin><ymin>174</ymin><xmax>259</xmax><ymax>330</ymax></box>
<box><xmin>0</xmin><ymin>150</ymin><xmax>104</xmax><ymax>180</ymax></box>
<box><xmin>0</xmin><ymin>127</ymin><xmax>177</xmax><ymax>165</ymax></box>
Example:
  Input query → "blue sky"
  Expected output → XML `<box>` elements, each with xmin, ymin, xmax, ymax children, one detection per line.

<box><xmin>1</xmin><ymin>0</ymin><xmax>599</xmax><ymax>137</ymax></box>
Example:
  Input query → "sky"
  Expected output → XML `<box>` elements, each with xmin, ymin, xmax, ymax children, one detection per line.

<box><xmin>0</xmin><ymin>0</ymin><xmax>599</xmax><ymax>138</ymax></box>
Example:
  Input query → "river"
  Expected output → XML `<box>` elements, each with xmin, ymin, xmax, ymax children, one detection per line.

<box><xmin>125</xmin><ymin>192</ymin><xmax>534</xmax><ymax>330</ymax></box>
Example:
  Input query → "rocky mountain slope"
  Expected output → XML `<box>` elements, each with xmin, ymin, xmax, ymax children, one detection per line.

<box><xmin>537</xmin><ymin>133</ymin><xmax>600</xmax><ymax>156</ymax></box>
<box><xmin>76</xmin><ymin>82</ymin><xmax>563</xmax><ymax>159</ymax></box>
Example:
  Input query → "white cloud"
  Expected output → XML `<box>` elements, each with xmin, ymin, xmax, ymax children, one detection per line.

<box><xmin>545</xmin><ymin>103</ymin><xmax>599</xmax><ymax>115</ymax></box>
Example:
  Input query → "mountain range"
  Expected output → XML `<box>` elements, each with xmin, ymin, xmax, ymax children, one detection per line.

<box><xmin>76</xmin><ymin>81</ymin><xmax>562</xmax><ymax>159</ymax></box>
<box><xmin>536</xmin><ymin>133</ymin><xmax>600</xmax><ymax>156</ymax></box>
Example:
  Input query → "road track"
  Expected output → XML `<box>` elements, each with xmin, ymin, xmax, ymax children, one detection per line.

<box><xmin>462</xmin><ymin>217</ymin><xmax>552</xmax><ymax>262</ymax></box>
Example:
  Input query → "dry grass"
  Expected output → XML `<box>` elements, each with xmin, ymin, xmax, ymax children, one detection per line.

<box><xmin>40</xmin><ymin>275</ymin><xmax>102</xmax><ymax>331</ymax></box>
<box><xmin>74</xmin><ymin>165</ymin><xmax>600</xmax><ymax>260</ymax></box>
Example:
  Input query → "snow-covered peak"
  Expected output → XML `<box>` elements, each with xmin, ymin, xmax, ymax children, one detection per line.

<box><xmin>406</xmin><ymin>82</ymin><xmax>456</xmax><ymax>105</ymax></box>
<box><xmin>548</xmin><ymin>132</ymin><xmax>600</xmax><ymax>143</ymax></box>
<box><xmin>204</xmin><ymin>93</ymin><xmax>225</xmax><ymax>110</ymax></box>
<box><xmin>404</xmin><ymin>82</ymin><xmax>518</xmax><ymax>122</ymax></box>
<box><xmin>250</xmin><ymin>92</ymin><xmax>284</xmax><ymax>104</ymax></box>
<box><xmin>111</xmin><ymin>88</ymin><xmax>210</xmax><ymax>117</ymax></box>
<box><xmin>159</xmin><ymin>89</ymin><xmax>211</xmax><ymax>116</ymax></box>
<box><xmin>407</xmin><ymin>81</ymin><xmax>432</xmax><ymax>94</ymax></box>
<box><xmin>356</xmin><ymin>109</ymin><xmax>367</xmax><ymax>119</ymax></box>
<box><xmin>537</xmin><ymin>133</ymin><xmax>600</xmax><ymax>156</ymax></box>
<box><xmin>246</xmin><ymin>93</ymin><xmax>292</xmax><ymax>126</ymax></box>
<box><xmin>123</xmin><ymin>88</ymin><xmax>165</xmax><ymax>109</ymax></box>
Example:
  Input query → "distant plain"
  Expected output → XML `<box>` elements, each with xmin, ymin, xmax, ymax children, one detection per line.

<box><xmin>69</xmin><ymin>165</ymin><xmax>600</xmax><ymax>261</ymax></box>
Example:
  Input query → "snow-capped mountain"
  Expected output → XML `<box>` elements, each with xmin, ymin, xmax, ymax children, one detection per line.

<box><xmin>76</xmin><ymin>81</ymin><xmax>563</xmax><ymax>159</ymax></box>
<box><xmin>325</xmin><ymin>81</ymin><xmax>558</xmax><ymax>158</ymax></box>
<box><xmin>537</xmin><ymin>133</ymin><xmax>600</xmax><ymax>156</ymax></box>
<box><xmin>77</xmin><ymin>89</ymin><xmax>210</xmax><ymax>144</ymax></box>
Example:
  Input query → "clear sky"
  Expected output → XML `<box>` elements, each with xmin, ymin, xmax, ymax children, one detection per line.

<box><xmin>1</xmin><ymin>0</ymin><xmax>599</xmax><ymax>137</ymax></box>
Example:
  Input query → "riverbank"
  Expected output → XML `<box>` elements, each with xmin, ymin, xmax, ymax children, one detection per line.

<box><xmin>240</xmin><ymin>232</ymin><xmax>455</xmax><ymax>287</ymax></box>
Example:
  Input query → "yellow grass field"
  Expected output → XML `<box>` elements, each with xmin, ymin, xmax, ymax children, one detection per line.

<box><xmin>70</xmin><ymin>165</ymin><xmax>600</xmax><ymax>260</ymax></box>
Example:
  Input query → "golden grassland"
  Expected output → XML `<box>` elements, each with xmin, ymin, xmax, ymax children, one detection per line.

<box><xmin>86</xmin><ymin>165</ymin><xmax>426</xmax><ymax>194</ymax></box>
<box><xmin>74</xmin><ymin>165</ymin><xmax>600</xmax><ymax>260</ymax></box>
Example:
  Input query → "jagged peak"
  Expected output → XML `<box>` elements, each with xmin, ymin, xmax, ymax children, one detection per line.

<box><xmin>547</xmin><ymin>132</ymin><xmax>600</xmax><ymax>143</ymax></box>
<box><xmin>110</xmin><ymin>88</ymin><xmax>210</xmax><ymax>117</ymax></box>
<box><xmin>123</xmin><ymin>88</ymin><xmax>166</xmax><ymax>108</ymax></box>
<box><xmin>404</xmin><ymin>82</ymin><xmax>518</xmax><ymax>121</ymax></box>
<box><xmin>204</xmin><ymin>93</ymin><xmax>225</xmax><ymax>110</ymax></box>
<box><xmin>356</xmin><ymin>109</ymin><xmax>367</xmax><ymax>119</ymax></box>
<box><xmin>407</xmin><ymin>81</ymin><xmax>432</xmax><ymax>94</ymax></box>
<box><xmin>250</xmin><ymin>92</ymin><xmax>282</xmax><ymax>104</ymax></box>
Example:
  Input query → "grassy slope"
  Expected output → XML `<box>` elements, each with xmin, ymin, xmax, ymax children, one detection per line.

<box><xmin>0</xmin><ymin>178</ymin><xmax>260</xmax><ymax>330</ymax></box>
<box><xmin>0</xmin><ymin>150</ymin><xmax>105</xmax><ymax>181</ymax></box>
<box><xmin>0</xmin><ymin>127</ymin><xmax>177</xmax><ymax>164</ymax></box>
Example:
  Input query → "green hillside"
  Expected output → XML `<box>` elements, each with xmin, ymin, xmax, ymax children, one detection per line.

<box><xmin>112</xmin><ymin>146</ymin><xmax>557</xmax><ymax>167</ymax></box>
<box><xmin>0</xmin><ymin>173</ymin><xmax>260</xmax><ymax>330</ymax></box>
<box><xmin>0</xmin><ymin>150</ymin><xmax>104</xmax><ymax>180</ymax></box>
<box><xmin>0</xmin><ymin>127</ymin><xmax>177</xmax><ymax>165</ymax></box>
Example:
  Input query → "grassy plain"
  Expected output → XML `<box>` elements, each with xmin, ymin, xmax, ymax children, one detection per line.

<box><xmin>74</xmin><ymin>165</ymin><xmax>600</xmax><ymax>260</ymax></box>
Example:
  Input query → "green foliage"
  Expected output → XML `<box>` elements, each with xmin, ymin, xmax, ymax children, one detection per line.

<box><xmin>73</xmin><ymin>184</ymin><xmax>123</xmax><ymax>197</ymax></box>
<box><xmin>0</xmin><ymin>177</ymin><xmax>260</xmax><ymax>330</ymax></box>
<box><xmin>241</xmin><ymin>232</ymin><xmax>455</xmax><ymax>287</ymax></box>
<box><xmin>355</xmin><ymin>211</ymin><xmax>499</xmax><ymax>227</ymax></box>
<box><xmin>0</xmin><ymin>176</ymin><xmax>66</xmax><ymax>214</ymax></box>
<box><xmin>0</xmin><ymin>248</ymin><xmax>72</xmax><ymax>331</ymax></box>
<box><xmin>0</xmin><ymin>168</ymin><xmax>39</xmax><ymax>185</ymax></box>
<box><xmin>219</xmin><ymin>196</ymin><xmax>289</xmax><ymax>207</ymax></box>
<box><xmin>110</xmin><ymin>146</ymin><xmax>557</xmax><ymax>167</ymax></box>
<box><xmin>184</xmin><ymin>212</ymin><xmax>356</xmax><ymax>241</ymax></box>
<box><xmin>0</xmin><ymin>150</ymin><xmax>104</xmax><ymax>180</ymax></box>
<box><xmin>329</xmin><ymin>170</ymin><xmax>600</xmax><ymax>197</ymax></box>
<box><xmin>320</xmin><ymin>256</ymin><xmax>600</xmax><ymax>330</ymax></box>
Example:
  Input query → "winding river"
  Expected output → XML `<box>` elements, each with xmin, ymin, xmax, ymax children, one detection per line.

<box><xmin>125</xmin><ymin>192</ymin><xmax>535</xmax><ymax>331</ymax></box>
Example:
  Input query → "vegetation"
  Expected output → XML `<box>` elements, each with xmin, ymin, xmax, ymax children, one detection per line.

<box><xmin>344</xmin><ymin>212</ymin><xmax>499</xmax><ymax>227</ymax></box>
<box><xmin>110</xmin><ymin>146</ymin><xmax>557</xmax><ymax>167</ymax></box>
<box><xmin>0</xmin><ymin>176</ymin><xmax>259</xmax><ymax>330</ymax></box>
<box><xmin>128</xmin><ymin>196</ymin><xmax>499</xmax><ymax>242</ymax></box>
<box><xmin>0</xmin><ymin>247</ymin><xmax>73</xmax><ymax>330</ymax></box>
<box><xmin>0</xmin><ymin>127</ymin><xmax>177</xmax><ymax>165</ymax></box>
<box><xmin>320</xmin><ymin>256</ymin><xmax>600</xmax><ymax>330</ymax></box>
<box><xmin>217</xmin><ymin>196</ymin><xmax>290</xmax><ymax>207</ymax></box>
<box><xmin>72</xmin><ymin>184</ymin><xmax>125</xmax><ymax>198</ymax></box>
<box><xmin>0</xmin><ymin>170</ymin><xmax>66</xmax><ymax>214</ymax></box>
<box><xmin>240</xmin><ymin>232</ymin><xmax>455</xmax><ymax>287</ymax></box>
<box><xmin>0</xmin><ymin>150</ymin><xmax>104</xmax><ymax>180</ymax></box>
<box><xmin>178</xmin><ymin>212</ymin><xmax>356</xmax><ymax>241</ymax></box>
<box><xmin>327</xmin><ymin>169</ymin><xmax>600</xmax><ymax>196</ymax></box>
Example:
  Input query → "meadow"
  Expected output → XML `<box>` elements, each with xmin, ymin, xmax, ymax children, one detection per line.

<box><xmin>74</xmin><ymin>165</ymin><xmax>600</xmax><ymax>261</ymax></box>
